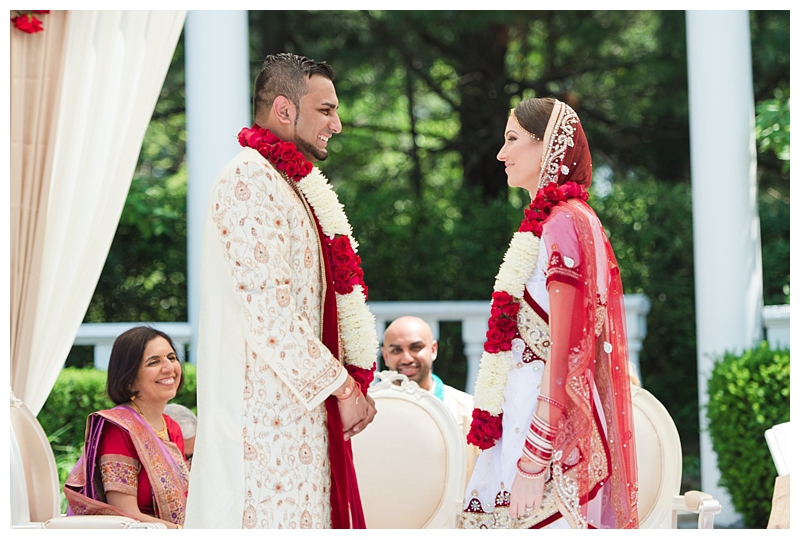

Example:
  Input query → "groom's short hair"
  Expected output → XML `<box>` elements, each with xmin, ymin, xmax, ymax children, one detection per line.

<box><xmin>253</xmin><ymin>53</ymin><xmax>335</xmax><ymax>117</ymax></box>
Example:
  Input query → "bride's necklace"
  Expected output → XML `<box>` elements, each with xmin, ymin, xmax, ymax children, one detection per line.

<box><xmin>130</xmin><ymin>399</ymin><xmax>169</xmax><ymax>441</ymax></box>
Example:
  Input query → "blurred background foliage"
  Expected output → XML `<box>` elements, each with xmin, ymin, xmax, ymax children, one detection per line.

<box><xmin>71</xmin><ymin>10</ymin><xmax>789</xmax><ymax>491</ymax></box>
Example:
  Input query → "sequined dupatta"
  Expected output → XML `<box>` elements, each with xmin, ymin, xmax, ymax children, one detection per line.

<box><xmin>64</xmin><ymin>406</ymin><xmax>189</xmax><ymax>526</ymax></box>
<box><xmin>536</xmin><ymin>199</ymin><xmax>638</xmax><ymax>529</ymax></box>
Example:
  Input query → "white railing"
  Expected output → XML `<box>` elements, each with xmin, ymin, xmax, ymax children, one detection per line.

<box><xmin>74</xmin><ymin>322</ymin><xmax>192</xmax><ymax>371</ymax></box>
<box><xmin>371</xmin><ymin>295</ymin><xmax>651</xmax><ymax>393</ymax></box>
<box><xmin>763</xmin><ymin>304</ymin><xmax>790</xmax><ymax>349</ymax></box>
<box><xmin>74</xmin><ymin>295</ymin><xmax>654</xmax><ymax>394</ymax></box>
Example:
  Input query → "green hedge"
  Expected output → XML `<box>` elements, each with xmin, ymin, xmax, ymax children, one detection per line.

<box><xmin>38</xmin><ymin>364</ymin><xmax>197</xmax><ymax>453</ymax></box>
<box><xmin>706</xmin><ymin>341</ymin><xmax>790</xmax><ymax>528</ymax></box>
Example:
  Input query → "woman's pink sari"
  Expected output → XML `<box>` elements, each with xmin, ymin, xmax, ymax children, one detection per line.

<box><xmin>64</xmin><ymin>406</ymin><xmax>189</xmax><ymax>526</ymax></box>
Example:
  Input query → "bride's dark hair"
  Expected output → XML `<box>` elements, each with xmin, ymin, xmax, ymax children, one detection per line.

<box><xmin>513</xmin><ymin>97</ymin><xmax>556</xmax><ymax>141</ymax></box>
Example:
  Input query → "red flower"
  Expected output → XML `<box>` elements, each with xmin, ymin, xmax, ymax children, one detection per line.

<box><xmin>494</xmin><ymin>316</ymin><xmax>515</xmax><ymax>332</ymax></box>
<box><xmin>330</xmin><ymin>236</ymin><xmax>351</xmax><ymax>253</ymax></box>
<box><xmin>561</xmin><ymin>181</ymin><xmax>589</xmax><ymax>201</ymax></box>
<box><xmin>332</xmin><ymin>252</ymin><xmax>352</xmax><ymax>267</ymax></box>
<box><xmin>12</xmin><ymin>14</ymin><xmax>43</xmax><ymax>33</ymax></box>
<box><xmin>333</xmin><ymin>266</ymin><xmax>352</xmax><ymax>284</ymax></box>
<box><xmin>334</xmin><ymin>281</ymin><xmax>354</xmax><ymax>295</ymax></box>
<box><xmin>467</xmin><ymin>409</ymin><xmax>503</xmax><ymax>449</ymax></box>
<box><xmin>491</xmin><ymin>291</ymin><xmax>514</xmax><ymax>308</ymax></box>
<box><xmin>32</xmin><ymin>10</ymin><xmax>50</xmax><ymax>14</ymax></box>
<box><xmin>284</xmin><ymin>160</ymin><xmax>300</xmax><ymax>179</ymax></box>
<box><xmin>485</xmin><ymin>326</ymin><xmax>506</xmax><ymax>346</ymax></box>
<box><xmin>541</xmin><ymin>183</ymin><xmax>563</xmax><ymax>203</ymax></box>
<box><xmin>277</xmin><ymin>143</ymin><xmax>297</xmax><ymax>162</ymax></box>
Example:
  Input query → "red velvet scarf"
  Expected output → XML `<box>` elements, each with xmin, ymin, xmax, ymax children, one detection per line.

<box><xmin>310</xmin><ymin>207</ymin><xmax>367</xmax><ymax>529</ymax></box>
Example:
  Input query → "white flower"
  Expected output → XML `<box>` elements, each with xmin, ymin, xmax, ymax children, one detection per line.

<box><xmin>494</xmin><ymin>232</ymin><xmax>541</xmax><ymax>298</ymax></box>
<box><xmin>297</xmin><ymin>169</ymin><xmax>352</xmax><ymax>237</ymax></box>
<box><xmin>336</xmin><ymin>286</ymin><xmax>378</xmax><ymax>369</ymax></box>
<box><xmin>473</xmin><ymin>351</ymin><xmax>514</xmax><ymax>415</ymax></box>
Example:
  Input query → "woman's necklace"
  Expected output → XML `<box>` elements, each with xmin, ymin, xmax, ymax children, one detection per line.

<box><xmin>130</xmin><ymin>399</ymin><xmax>169</xmax><ymax>441</ymax></box>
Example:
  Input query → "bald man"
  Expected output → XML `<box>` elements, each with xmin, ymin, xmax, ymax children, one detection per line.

<box><xmin>381</xmin><ymin>316</ymin><xmax>479</xmax><ymax>481</ymax></box>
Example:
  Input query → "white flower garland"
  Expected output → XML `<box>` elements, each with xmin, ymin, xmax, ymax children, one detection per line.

<box><xmin>472</xmin><ymin>232</ymin><xmax>542</xmax><ymax>414</ymax></box>
<box><xmin>296</xmin><ymin>168</ymin><xmax>378</xmax><ymax>370</ymax></box>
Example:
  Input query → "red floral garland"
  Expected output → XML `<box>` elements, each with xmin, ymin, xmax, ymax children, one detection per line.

<box><xmin>238</xmin><ymin>124</ymin><xmax>374</xmax><ymax>390</ymax></box>
<box><xmin>327</xmin><ymin>235</ymin><xmax>368</xmax><ymax>299</ymax></box>
<box><xmin>237</xmin><ymin>126</ymin><xmax>313</xmax><ymax>182</ymax></box>
<box><xmin>466</xmin><ymin>181</ymin><xmax>589</xmax><ymax>450</ymax></box>
<box><xmin>11</xmin><ymin>10</ymin><xmax>49</xmax><ymax>34</ymax></box>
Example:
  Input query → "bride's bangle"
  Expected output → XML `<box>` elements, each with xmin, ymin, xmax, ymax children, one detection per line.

<box><xmin>516</xmin><ymin>458</ymin><xmax>546</xmax><ymax>479</ymax></box>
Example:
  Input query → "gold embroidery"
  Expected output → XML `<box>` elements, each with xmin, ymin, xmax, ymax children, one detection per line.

<box><xmin>99</xmin><ymin>454</ymin><xmax>139</xmax><ymax>496</ymax></box>
<box><xmin>516</xmin><ymin>301</ymin><xmax>550</xmax><ymax>362</ymax></box>
<box><xmin>276</xmin><ymin>170</ymin><xmax>328</xmax><ymax>343</ymax></box>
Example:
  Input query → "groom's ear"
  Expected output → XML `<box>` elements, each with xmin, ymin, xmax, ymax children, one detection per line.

<box><xmin>272</xmin><ymin>96</ymin><xmax>296</xmax><ymax>126</ymax></box>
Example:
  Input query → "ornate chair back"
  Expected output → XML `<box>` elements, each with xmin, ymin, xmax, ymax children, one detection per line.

<box><xmin>10</xmin><ymin>391</ymin><xmax>61</xmax><ymax>524</ymax></box>
<box><xmin>631</xmin><ymin>384</ymin><xmax>683</xmax><ymax>528</ymax></box>
<box><xmin>351</xmin><ymin>371</ymin><xmax>466</xmax><ymax>528</ymax></box>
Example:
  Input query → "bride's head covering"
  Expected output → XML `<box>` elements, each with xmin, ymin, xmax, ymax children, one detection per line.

<box><xmin>511</xmin><ymin>98</ymin><xmax>592</xmax><ymax>190</ymax></box>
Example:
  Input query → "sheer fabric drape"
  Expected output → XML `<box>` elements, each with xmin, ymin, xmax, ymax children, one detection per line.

<box><xmin>10</xmin><ymin>9</ymin><xmax>71</xmax><ymax>418</ymax></box>
<box><xmin>11</xmin><ymin>10</ymin><xmax>187</xmax><ymax>415</ymax></box>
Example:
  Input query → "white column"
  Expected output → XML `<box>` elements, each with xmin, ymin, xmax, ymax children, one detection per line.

<box><xmin>185</xmin><ymin>10</ymin><xmax>251</xmax><ymax>363</ymax></box>
<box><xmin>686</xmin><ymin>10</ymin><xmax>762</xmax><ymax>526</ymax></box>
<box><xmin>623</xmin><ymin>294</ymin><xmax>651</xmax><ymax>386</ymax></box>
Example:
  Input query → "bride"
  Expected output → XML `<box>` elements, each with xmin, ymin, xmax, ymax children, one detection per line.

<box><xmin>459</xmin><ymin>98</ymin><xmax>638</xmax><ymax>529</ymax></box>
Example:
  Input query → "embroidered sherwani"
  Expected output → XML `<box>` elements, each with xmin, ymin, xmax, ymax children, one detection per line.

<box><xmin>185</xmin><ymin>147</ymin><xmax>349</xmax><ymax>529</ymax></box>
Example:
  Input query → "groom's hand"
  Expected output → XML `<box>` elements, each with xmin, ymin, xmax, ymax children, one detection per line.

<box><xmin>343</xmin><ymin>392</ymin><xmax>376</xmax><ymax>441</ymax></box>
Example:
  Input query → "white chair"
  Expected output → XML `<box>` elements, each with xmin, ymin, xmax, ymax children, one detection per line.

<box><xmin>764</xmin><ymin>421</ymin><xmax>791</xmax><ymax>476</ymax></box>
<box><xmin>10</xmin><ymin>390</ymin><xmax>165</xmax><ymax>529</ymax></box>
<box><xmin>631</xmin><ymin>384</ymin><xmax>721</xmax><ymax>529</ymax></box>
<box><xmin>351</xmin><ymin>371</ymin><xmax>466</xmax><ymax>528</ymax></box>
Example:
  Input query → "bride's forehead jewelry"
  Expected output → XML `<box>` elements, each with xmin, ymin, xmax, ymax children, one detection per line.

<box><xmin>510</xmin><ymin>109</ymin><xmax>541</xmax><ymax>141</ymax></box>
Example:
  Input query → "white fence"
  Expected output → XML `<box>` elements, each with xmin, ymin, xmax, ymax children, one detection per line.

<box><xmin>70</xmin><ymin>299</ymin><xmax>791</xmax><ymax>393</ymax></box>
<box><xmin>74</xmin><ymin>295</ymin><xmax>656</xmax><ymax>394</ymax></box>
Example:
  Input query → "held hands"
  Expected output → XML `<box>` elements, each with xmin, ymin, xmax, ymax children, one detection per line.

<box><xmin>509</xmin><ymin>457</ymin><xmax>546</xmax><ymax>519</ymax></box>
<box><xmin>335</xmin><ymin>376</ymin><xmax>377</xmax><ymax>440</ymax></box>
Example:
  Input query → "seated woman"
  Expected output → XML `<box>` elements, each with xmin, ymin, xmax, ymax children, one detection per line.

<box><xmin>64</xmin><ymin>326</ymin><xmax>189</xmax><ymax>528</ymax></box>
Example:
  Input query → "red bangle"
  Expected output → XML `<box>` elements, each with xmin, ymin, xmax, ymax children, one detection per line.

<box><xmin>516</xmin><ymin>458</ymin><xmax>546</xmax><ymax>479</ymax></box>
<box><xmin>530</xmin><ymin>414</ymin><xmax>557</xmax><ymax>441</ymax></box>
<box><xmin>537</xmin><ymin>394</ymin><xmax>567</xmax><ymax>414</ymax></box>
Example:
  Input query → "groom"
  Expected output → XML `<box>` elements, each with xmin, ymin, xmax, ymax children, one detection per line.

<box><xmin>185</xmin><ymin>53</ymin><xmax>377</xmax><ymax>529</ymax></box>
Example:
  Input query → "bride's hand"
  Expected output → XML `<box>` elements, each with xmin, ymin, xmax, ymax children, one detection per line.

<box><xmin>508</xmin><ymin>458</ymin><xmax>546</xmax><ymax>519</ymax></box>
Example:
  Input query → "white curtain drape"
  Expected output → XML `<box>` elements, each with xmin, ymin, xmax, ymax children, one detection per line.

<box><xmin>22</xmin><ymin>10</ymin><xmax>187</xmax><ymax>415</ymax></box>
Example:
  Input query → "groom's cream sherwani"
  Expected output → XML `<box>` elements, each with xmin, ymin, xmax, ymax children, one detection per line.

<box><xmin>185</xmin><ymin>147</ymin><xmax>348</xmax><ymax>529</ymax></box>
